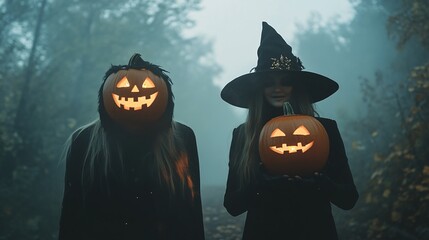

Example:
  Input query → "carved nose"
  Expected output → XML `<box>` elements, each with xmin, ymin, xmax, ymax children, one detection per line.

<box><xmin>131</xmin><ymin>85</ymin><xmax>139</xmax><ymax>92</ymax></box>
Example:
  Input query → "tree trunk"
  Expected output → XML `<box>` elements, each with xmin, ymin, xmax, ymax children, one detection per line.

<box><xmin>70</xmin><ymin>9</ymin><xmax>95</xmax><ymax>115</ymax></box>
<box><xmin>14</xmin><ymin>0</ymin><xmax>47</xmax><ymax>133</ymax></box>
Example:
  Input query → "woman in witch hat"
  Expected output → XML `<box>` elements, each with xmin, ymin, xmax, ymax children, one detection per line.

<box><xmin>59</xmin><ymin>54</ymin><xmax>205</xmax><ymax>240</ymax></box>
<box><xmin>221</xmin><ymin>22</ymin><xmax>358</xmax><ymax>240</ymax></box>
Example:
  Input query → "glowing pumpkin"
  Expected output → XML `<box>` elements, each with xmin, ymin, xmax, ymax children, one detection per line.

<box><xmin>102</xmin><ymin>68</ymin><xmax>168</xmax><ymax>130</ymax></box>
<box><xmin>259</xmin><ymin>102</ymin><xmax>329</xmax><ymax>176</ymax></box>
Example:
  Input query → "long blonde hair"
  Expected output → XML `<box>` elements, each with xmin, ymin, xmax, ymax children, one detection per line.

<box><xmin>233</xmin><ymin>84</ymin><xmax>317</xmax><ymax>188</ymax></box>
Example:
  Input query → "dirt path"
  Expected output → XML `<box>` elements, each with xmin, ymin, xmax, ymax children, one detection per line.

<box><xmin>202</xmin><ymin>185</ymin><xmax>245</xmax><ymax>239</ymax></box>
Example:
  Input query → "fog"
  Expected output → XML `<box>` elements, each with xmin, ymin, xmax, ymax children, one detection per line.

<box><xmin>1</xmin><ymin>0</ymin><xmax>428</xmax><ymax>239</ymax></box>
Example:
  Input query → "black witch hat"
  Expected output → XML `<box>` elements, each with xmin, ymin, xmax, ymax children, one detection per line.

<box><xmin>221</xmin><ymin>22</ymin><xmax>339</xmax><ymax>108</ymax></box>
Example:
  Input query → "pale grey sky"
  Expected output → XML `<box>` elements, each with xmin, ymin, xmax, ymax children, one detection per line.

<box><xmin>187</xmin><ymin>0</ymin><xmax>357</xmax><ymax>89</ymax></box>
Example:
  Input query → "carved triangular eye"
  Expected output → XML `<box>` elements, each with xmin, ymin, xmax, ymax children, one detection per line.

<box><xmin>116</xmin><ymin>76</ymin><xmax>130</xmax><ymax>88</ymax></box>
<box><xmin>270</xmin><ymin>128</ymin><xmax>286</xmax><ymax>138</ymax></box>
<box><xmin>293</xmin><ymin>125</ymin><xmax>310</xmax><ymax>135</ymax></box>
<box><xmin>142</xmin><ymin>77</ymin><xmax>155</xmax><ymax>88</ymax></box>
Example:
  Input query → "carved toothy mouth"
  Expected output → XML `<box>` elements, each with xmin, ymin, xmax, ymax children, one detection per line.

<box><xmin>112</xmin><ymin>92</ymin><xmax>158</xmax><ymax>110</ymax></box>
<box><xmin>270</xmin><ymin>141</ymin><xmax>314</xmax><ymax>154</ymax></box>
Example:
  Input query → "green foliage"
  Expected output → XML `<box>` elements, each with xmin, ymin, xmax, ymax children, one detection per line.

<box><xmin>354</xmin><ymin>1</ymin><xmax>429</xmax><ymax>239</ymax></box>
<box><xmin>295</xmin><ymin>0</ymin><xmax>429</xmax><ymax>239</ymax></box>
<box><xmin>361</xmin><ymin>64</ymin><xmax>429</xmax><ymax>240</ymax></box>
<box><xmin>387</xmin><ymin>0</ymin><xmax>429</xmax><ymax>49</ymax></box>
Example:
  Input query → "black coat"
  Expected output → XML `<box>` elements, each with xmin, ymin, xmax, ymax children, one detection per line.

<box><xmin>59</xmin><ymin>121</ymin><xmax>205</xmax><ymax>240</ymax></box>
<box><xmin>224</xmin><ymin>117</ymin><xmax>358</xmax><ymax>240</ymax></box>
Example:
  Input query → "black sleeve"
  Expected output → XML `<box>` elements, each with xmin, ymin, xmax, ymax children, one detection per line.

<box><xmin>58</xmin><ymin>132</ymin><xmax>85</xmax><ymax>240</ymax></box>
<box><xmin>185</xmin><ymin>127</ymin><xmax>205</xmax><ymax>239</ymax></box>
<box><xmin>223</xmin><ymin>127</ymin><xmax>259</xmax><ymax>217</ymax></box>
<box><xmin>324</xmin><ymin>121</ymin><xmax>359</xmax><ymax>210</ymax></box>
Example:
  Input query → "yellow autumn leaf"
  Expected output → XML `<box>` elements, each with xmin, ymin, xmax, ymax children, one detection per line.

<box><xmin>391</xmin><ymin>211</ymin><xmax>401</xmax><ymax>222</ymax></box>
<box><xmin>371</xmin><ymin>170</ymin><xmax>383</xmax><ymax>179</ymax></box>
<box><xmin>373</xmin><ymin>153</ymin><xmax>383</xmax><ymax>162</ymax></box>
<box><xmin>423</xmin><ymin>166</ymin><xmax>429</xmax><ymax>175</ymax></box>
<box><xmin>410</xmin><ymin>107</ymin><xmax>420</xmax><ymax>115</ymax></box>
<box><xmin>365</xmin><ymin>193</ymin><xmax>372</xmax><ymax>203</ymax></box>
<box><xmin>383</xmin><ymin>189</ymin><xmax>391</xmax><ymax>198</ymax></box>
<box><xmin>415</xmin><ymin>185</ymin><xmax>429</xmax><ymax>192</ymax></box>
<box><xmin>351</xmin><ymin>141</ymin><xmax>365</xmax><ymax>150</ymax></box>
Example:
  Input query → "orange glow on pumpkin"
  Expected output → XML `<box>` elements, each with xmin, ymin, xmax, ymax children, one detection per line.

<box><xmin>111</xmin><ymin>76</ymin><xmax>159</xmax><ymax>111</ymax></box>
<box><xmin>269</xmin><ymin>126</ymin><xmax>314</xmax><ymax>154</ymax></box>
<box><xmin>259</xmin><ymin>102</ymin><xmax>329</xmax><ymax>176</ymax></box>
<box><xmin>102</xmin><ymin>69</ymin><xmax>168</xmax><ymax>130</ymax></box>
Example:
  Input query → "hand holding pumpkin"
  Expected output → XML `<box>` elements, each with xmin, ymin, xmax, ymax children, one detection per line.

<box><xmin>260</xmin><ymin>163</ymin><xmax>317</xmax><ymax>189</ymax></box>
<box><xmin>260</xmin><ymin>162</ymin><xmax>335</xmax><ymax>192</ymax></box>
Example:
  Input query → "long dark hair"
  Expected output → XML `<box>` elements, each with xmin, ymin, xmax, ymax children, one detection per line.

<box><xmin>63</xmin><ymin>55</ymin><xmax>195</xmax><ymax>201</ymax></box>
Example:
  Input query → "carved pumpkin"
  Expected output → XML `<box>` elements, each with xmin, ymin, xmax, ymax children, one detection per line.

<box><xmin>102</xmin><ymin>68</ymin><xmax>168</xmax><ymax>130</ymax></box>
<box><xmin>259</xmin><ymin>102</ymin><xmax>329</xmax><ymax>176</ymax></box>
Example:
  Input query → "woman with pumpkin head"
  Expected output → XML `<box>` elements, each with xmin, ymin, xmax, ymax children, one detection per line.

<box><xmin>59</xmin><ymin>54</ymin><xmax>205</xmax><ymax>240</ymax></box>
<box><xmin>221</xmin><ymin>22</ymin><xmax>359</xmax><ymax>240</ymax></box>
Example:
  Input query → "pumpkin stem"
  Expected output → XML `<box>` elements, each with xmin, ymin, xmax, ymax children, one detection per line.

<box><xmin>283</xmin><ymin>102</ymin><xmax>295</xmax><ymax>115</ymax></box>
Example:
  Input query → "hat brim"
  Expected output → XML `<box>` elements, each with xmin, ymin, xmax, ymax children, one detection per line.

<box><xmin>221</xmin><ymin>70</ymin><xmax>339</xmax><ymax>108</ymax></box>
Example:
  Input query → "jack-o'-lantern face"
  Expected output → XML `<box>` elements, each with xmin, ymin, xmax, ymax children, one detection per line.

<box><xmin>112</xmin><ymin>76</ymin><xmax>159</xmax><ymax>110</ymax></box>
<box><xmin>102</xmin><ymin>68</ymin><xmax>168</xmax><ymax>130</ymax></box>
<box><xmin>259</xmin><ymin>114</ymin><xmax>330</xmax><ymax>176</ymax></box>
<box><xmin>269</xmin><ymin>125</ymin><xmax>314</xmax><ymax>154</ymax></box>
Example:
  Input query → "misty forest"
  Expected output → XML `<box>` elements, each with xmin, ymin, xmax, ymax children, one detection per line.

<box><xmin>0</xmin><ymin>0</ymin><xmax>428</xmax><ymax>239</ymax></box>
